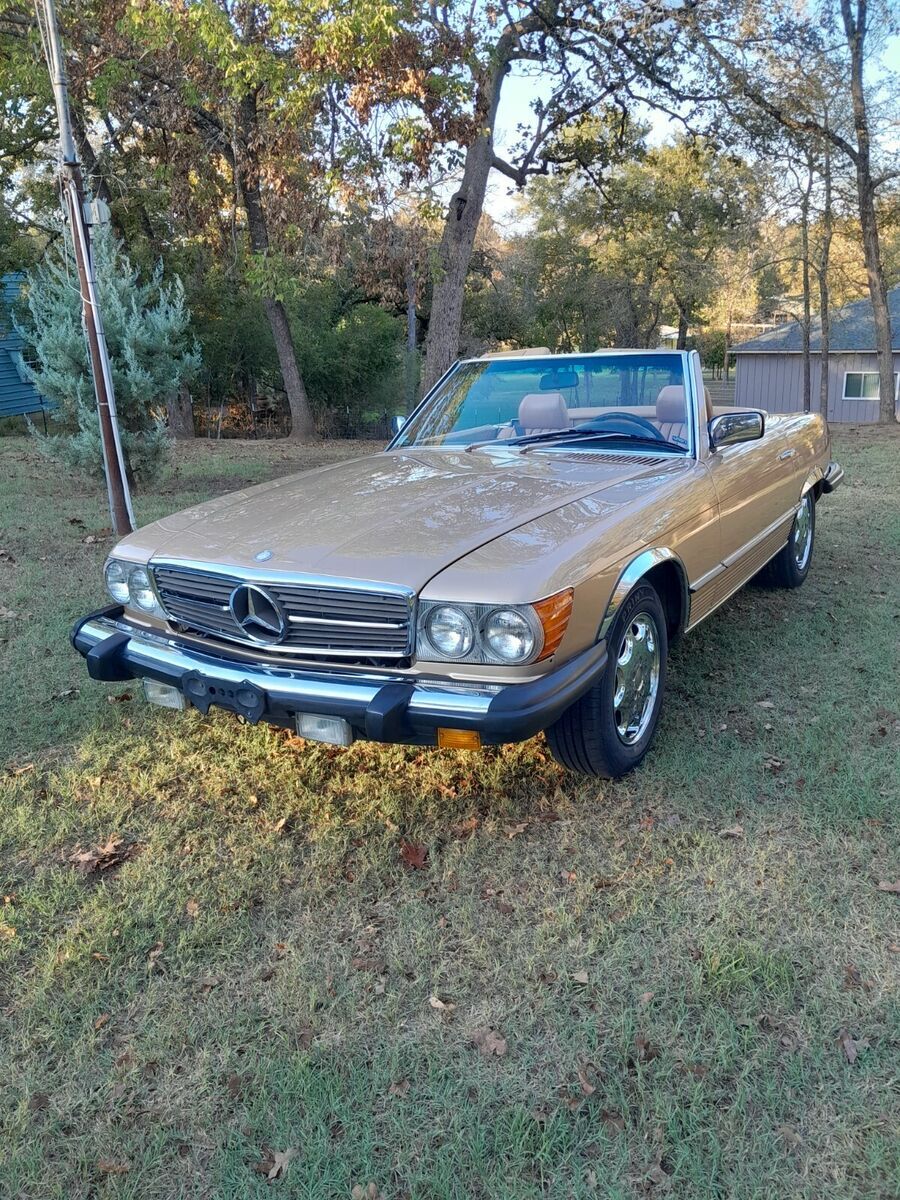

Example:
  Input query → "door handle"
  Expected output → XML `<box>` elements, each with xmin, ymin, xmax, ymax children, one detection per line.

<box><xmin>778</xmin><ymin>449</ymin><xmax>797</xmax><ymax>460</ymax></box>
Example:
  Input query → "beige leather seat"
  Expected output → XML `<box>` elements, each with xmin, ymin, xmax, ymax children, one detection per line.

<box><xmin>655</xmin><ymin>385</ymin><xmax>689</xmax><ymax>444</ymax></box>
<box><xmin>517</xmin><ymin>391</ymin><xmax>570</xmax><ymax>434</ymax></box>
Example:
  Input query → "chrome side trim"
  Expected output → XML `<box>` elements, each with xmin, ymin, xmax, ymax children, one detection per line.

<box><xmin>690</xmin><ymin>561</ymin><xmax>727</xmax><ymax>591</ymax></box>
<box><xmin>688</xmin><ymin>507</ymin><xmax>798</xmax><ymax>597</ymax></box>
<box><xmin>720</xmin><ymin>507</ymin><xmax>797</xmax><ymax>571</ymax></box>
<box><xmin>599</xmin><ymin>548</ymin><xmax>688</xmax><ymax>640</ymax></box>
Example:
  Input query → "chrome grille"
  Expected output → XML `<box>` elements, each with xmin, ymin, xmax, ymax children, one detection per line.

<box><xmin>151</xmin><ymin>564</ymin><xmax>413</xmax><ymax>658</ymax></box>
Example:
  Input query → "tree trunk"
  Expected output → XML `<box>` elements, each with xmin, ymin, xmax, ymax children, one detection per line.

<box><xmin>234</xmin><ymin>92</ymin><xmax>317</xmax><ymax>439</ymax></box>
<box><xmin>818</xmin><ymin>124</ymin><xmax>833</xmax><ymax>417</ymax></box>
<box><xmin>841</xmin><ymin>0</ymin><xmax>896</xmax><ymax>422</ymax></box>
<box><xmin>800</xmin><ymin>157</ymin><xmax>813</xmax><ymax>413</ymax></box>
<box><xmin>421</xmin><ymin>56</ymin><xmax>510</xmax><ymax>394</ymax></box>
<box><xmin>167</xmin><ymin>382</ymin><xmax>194</xmax><ymax>438</ymax></box>
<box><xmin>676</xmin><ymin>308</ymin><xmax>689</xmax><ymax>350</ymax></box>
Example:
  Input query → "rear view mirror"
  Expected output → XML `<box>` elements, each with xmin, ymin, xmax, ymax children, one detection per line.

<box><xmin>540</xmin><ymin>370</ymin><xmax>578</xmax><ymax>391</ymax></box>
<box><xmin>709</xmin><ymin>410</ymin><xmax>765</xmax><ymax>449</ymax></box>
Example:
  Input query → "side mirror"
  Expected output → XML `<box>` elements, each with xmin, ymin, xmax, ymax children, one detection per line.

<box><xmin>709</xmin><ymin>410</ymin><xmax>765</xmax><ymax>450</ymax></box>
<box><xmin>390</xmin><ymin>414</ymin><xmax>407</xmax><ymax>437</ymax></box>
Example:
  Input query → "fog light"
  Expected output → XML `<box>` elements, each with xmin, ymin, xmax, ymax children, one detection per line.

<box><xmin>437</xmin><ymin>728</ymin><xmax>482</xmax><ymax>750</ymax></box>
<box><xmin>296</xmin><ymin>713</ymin><xmax>354</xmax><ymax>747</ymax></box>
<box><xmin>142</xmin><ymin>679</ymin><xmax>186</xmax><ymax>710</ymax></box>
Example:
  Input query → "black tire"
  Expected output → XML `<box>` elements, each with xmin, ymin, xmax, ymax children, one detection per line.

<box><xmin>546</xmin><ymin>582</ymin><xmax>668</xmax><ymax>778</ymax></box>
<box><xmin>759</xmin><ymin>492</ymin><xmax>816</xmax><ymax>589</ymax></box>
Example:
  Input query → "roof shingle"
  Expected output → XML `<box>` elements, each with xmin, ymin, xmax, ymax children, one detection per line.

<box><xmin>733</xmin><ymin>285</ymin><xmax>900</xmax><ymax>353</ymax></box>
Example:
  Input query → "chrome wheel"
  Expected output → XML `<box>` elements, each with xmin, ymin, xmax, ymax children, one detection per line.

<box><xmin>613</xmin><ymin>611</ymin><xmax>661</xmax><ymax>745</ymax></box>
<box><xmin>792</xmin><ymin>496</ymin><xmax>813</xmax><ymax>571</ymax></box>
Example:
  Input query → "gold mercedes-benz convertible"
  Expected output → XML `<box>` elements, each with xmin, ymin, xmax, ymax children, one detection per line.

<box><xmin>73</xmin><ymin>349</ymin><xmax>842</xmax><ymax>777</ymax></box>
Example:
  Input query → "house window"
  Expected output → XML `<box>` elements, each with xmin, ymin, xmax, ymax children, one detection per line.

<box><xmin>842</xmin><ymin>370</ymin><xmax>899</xmax><ymax>401</ymax></box>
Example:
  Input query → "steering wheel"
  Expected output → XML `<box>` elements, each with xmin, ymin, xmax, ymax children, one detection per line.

<box><xmin>576</xmin><ymin>412</ymin><xmax>666</xmax><ymax>441</ymax></box>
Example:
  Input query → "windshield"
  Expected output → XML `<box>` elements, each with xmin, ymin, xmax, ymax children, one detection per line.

<box><xmin>395</xmin><ymin>353</ymin><xmax>693</xmax><ymax>454</ymax></box>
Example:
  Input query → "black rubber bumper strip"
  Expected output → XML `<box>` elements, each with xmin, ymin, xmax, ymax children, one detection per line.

<box><xmin>72</xmin><ymin>608</ymin><xmax>609</xmax><ymax>742</ymax></box>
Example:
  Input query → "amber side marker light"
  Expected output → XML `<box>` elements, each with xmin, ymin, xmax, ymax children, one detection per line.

<box><xmin>533</xmin><ymin>588</ymin><xmax>574</xmax><ymax>661</ymax></box>
<box><xmin>437</xmin><ymin>728</ymin><xmax>482</xmax><ymax>750</ymax></box>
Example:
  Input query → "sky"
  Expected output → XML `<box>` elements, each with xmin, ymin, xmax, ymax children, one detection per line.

<box><xmin>483</xmin><ymin>33</ymin><xmax>900</xmax><ymax>230</ymax></box>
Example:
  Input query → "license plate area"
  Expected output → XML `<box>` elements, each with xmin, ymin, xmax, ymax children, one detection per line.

<box><xmin>181</xmin><ymin>670</ymin><xmax>267</xmax><ymax>723</ymax></box>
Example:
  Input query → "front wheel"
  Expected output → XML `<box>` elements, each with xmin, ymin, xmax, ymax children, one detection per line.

<box><xmin>759</xmin><ymin>492</ymin><xmax>815</xmax><ymax>588</ymax></box>
<box><xmin>546</xmin><ymin>583</ymin><xmax>667</xmax><ymax>778</ymax></box>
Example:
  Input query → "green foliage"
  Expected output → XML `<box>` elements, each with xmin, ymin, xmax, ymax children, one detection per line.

<box><xmin>292</xmin><ymin>280</ymin><xmax>404</xmax><ymax>422</ymax></box>
<box><xmin>470</xmin><ymin>136</ymin><xmax>762</xmax><ymax>353</ymax></box>
<box><xmin>18</xmin><ymin>226</ymin><xmax>200</xmax><ymax>481</ymax></box>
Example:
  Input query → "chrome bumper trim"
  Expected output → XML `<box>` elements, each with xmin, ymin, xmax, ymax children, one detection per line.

<box><xmin>823</xmin><ymin>460</ymin><xmax>844</xmax><ymax>492</ymax></box>
<box><xmin>73</xmin><ymin>617</ymin><xmax>497</xmax><ymax>718</ymax></box>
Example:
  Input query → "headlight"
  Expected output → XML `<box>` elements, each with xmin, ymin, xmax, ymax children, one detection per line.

<box><xmin>416</xmin><ymin>590</ymin><xmax>572</xmax><ymax>666</ymax></box>
<box><xmin>104</xmin><ymin>557</ymin><xmax>166</xmax><ymax>617</ymax></box>
<box><xmin>424</xmin><ymin>605</ymin><xmax>475</xmax><ymax>659</ymax></box>
<box><xmin>105</xmin><ymin>559</ymin><xmax>130</xmax><ymax>604</ymax></box>
<box><xmin>484</xmin><ymin>609</ymin><xmax>536</xmax><ymax>663</ymax></box>
<box><xmin>128</xmin><ymin>566</ymin><xmax>158</xmax><ymax>611</ymax></box>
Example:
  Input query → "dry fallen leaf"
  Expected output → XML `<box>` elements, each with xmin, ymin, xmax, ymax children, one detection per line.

<box><xmin>428</xmin><ymin>995</ymin><xmax>456</xmax><ymax>1012</ymax></box>
<box><xmin>399</xmin><ymin>840</ymin><xmax>427</xmax><ymax>870</ymax></box>
<box><xmin>471</xmin><ymin>1027</ymin><xmax>507</xmax><ymax>1057</ymax></box>
<box><xmin>266</xmin><ymin>1147</ymin><xmax>297</xmax><ymax>1181</ymax></box>
<box><xmin>601</xmin><ymin>1109</ymin><xmax>625</xmax><ymax>1134</ymax></box>
<box><xmin>576</xmin><ymin>1062</ymin><xmax>596</xmax><ymax>1096</ymax></box>
<box><xmin>147</xmin><ymin>941</ymin><xmax>164</xmax><ymax>970</ymax></box>
<box><xmin>505</xmin><ymin>822</ymin><xmax>529</xmax><ymax>839</ymax></box>
<box><xmin>638</xmin><ymin>990</ymin><xmax>654</xmax><ymax>1008</ymax></box>
<box><xmin>351</xmin><ymin>1184</ymin><xmax>382</xmax><ymax>1200</ymax></box>
<box><xmin>837</xmin><ymin>1028</ymin><xmax>869</xmax><ymax>1064</ymax></box>
<box><xmin>719</xmin><ymin>824</ymin><xmax>744</xmax><ymax>839</ymax></box>
<box><xmin>68</xmin><ymin>836</ymin><xmax>137</xmax><ymax>874</ymax></box>
<box><xmin>876</xmin><ymin>880</ymin><xmax>900</xmax><ymax>894</ymax></box>
<box><xmin>93</xmin><ymin>1012</ymin><xmax>110</xmax><ymax>1031</ymax></box>
<box><xmin>185</xmin><ymin>898</ymin><xmax>200</xmax><ymax>919</ymax></box>
<box><xmin>777</xmin><ymin>1123</ymin><xmax>803</xmax><ymax>1148</ymax></box>
<box><xmin>756</xmin><ymin>699</ymin><xmax>776</xmax><ymax>709</ymax></box>
<box><xmin>96</xmin><ymin>1160</ymin><xmax>129</xmax><ymax>1175</ymax></box>
<box><xmin>388</xmin><ymin>1078</ymin><xmax>410</xmax><ymax>1097</ymax></box>
<box><xmin>572</xmin><ymin>969</ymin><xmax>590</xmax><ymax>985</ymax></box>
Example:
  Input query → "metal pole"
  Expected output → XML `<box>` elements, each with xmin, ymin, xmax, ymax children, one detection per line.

<box><xmin>36</xmin><ymin>0</ymin><xmax>134</xmax><ymax>535</ymax></box>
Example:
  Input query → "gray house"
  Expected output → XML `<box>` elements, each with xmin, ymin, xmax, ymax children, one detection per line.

<box><xmin>732</xmin><ymin>285</ymin><xmax>900</xmax><ymax>423</ymax></box>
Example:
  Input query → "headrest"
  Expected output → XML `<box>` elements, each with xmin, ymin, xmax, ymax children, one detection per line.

<box><xmin>656</xmin><ymin>385</ymin><xmax>687</xmax><ymax>425</ymax></box>
<box><xmin>518</xmin><ymin>391</ymin><xmax>569</xmax><ymax>431</ymax></box>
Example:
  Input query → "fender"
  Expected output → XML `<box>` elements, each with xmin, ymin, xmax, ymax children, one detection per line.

<box><xmin>801</xmin><ymin>465</ymin><xmax>825</xmax><ymax>499</ymax></box>
<box><xmin>599</xmin><ymin>548</ymin><xmax>690</xmax><ymax>641</ymax></box>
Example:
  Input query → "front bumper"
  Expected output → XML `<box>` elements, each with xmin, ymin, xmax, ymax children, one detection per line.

<box><xmin>822</xmin><ymin>460</ymin><xmax>844</xmax><ymax>492</ymax></box>
<box><xmin>71</xmin><ymin>607</ymin><xmax>608</xmax><ymax>746</ymax></box>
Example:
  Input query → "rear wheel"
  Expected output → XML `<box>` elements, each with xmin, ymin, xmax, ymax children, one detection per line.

<box><xmin>546</xmin><ymin>583</ymin><xmax>667</xmax><ymax>778</ymax></box>
<box><xmin>759</xmin><ymin>492</ymin><xmax>815</xmax><ymax>588</ymax></box>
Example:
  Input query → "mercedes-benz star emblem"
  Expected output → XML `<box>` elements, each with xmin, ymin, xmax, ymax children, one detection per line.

<box><xmin>229</xmin><ymin>584</ymin><xmax>287</xmax><ymax>644</ymax></box>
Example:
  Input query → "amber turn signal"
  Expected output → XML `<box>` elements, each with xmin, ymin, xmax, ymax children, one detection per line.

<box><xmin>437</xmin><ymin>728</ymin><xmax>482</xmax><ymax>750</ymax></box>
<box><xmin>533</xmin><ymin>588</ymin><xmax>574</xmax><ymax>661</ymax></box>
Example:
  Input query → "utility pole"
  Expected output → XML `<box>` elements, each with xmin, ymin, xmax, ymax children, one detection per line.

<box><xmin>34</xmin><ymin>0</ymin><xmax>134</xmax><ymax>535</ymax></box>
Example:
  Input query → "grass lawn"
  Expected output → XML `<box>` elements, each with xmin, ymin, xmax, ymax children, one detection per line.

<box><xmin>1</xmin><ymin>430</ymin><xmax>898</xmax><ymax>1200</ymax></box>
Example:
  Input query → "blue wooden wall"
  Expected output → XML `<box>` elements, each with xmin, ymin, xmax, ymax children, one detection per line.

<box><xmin>0</xmin><ymin>273</ymin><xmax>54</xmax><ymax>420</ymax></box>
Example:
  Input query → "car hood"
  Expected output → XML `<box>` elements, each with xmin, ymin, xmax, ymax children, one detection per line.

<box><xmin>122</xmin><ymin>447</ymin><xmax>689</xmax><ymax>593</ymax></box>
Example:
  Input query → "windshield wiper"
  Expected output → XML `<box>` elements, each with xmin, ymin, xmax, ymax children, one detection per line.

<box><xmin>508</xmin><ymin>429</ymin><xmax>686</xmax><ymax>453</ymax></box>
